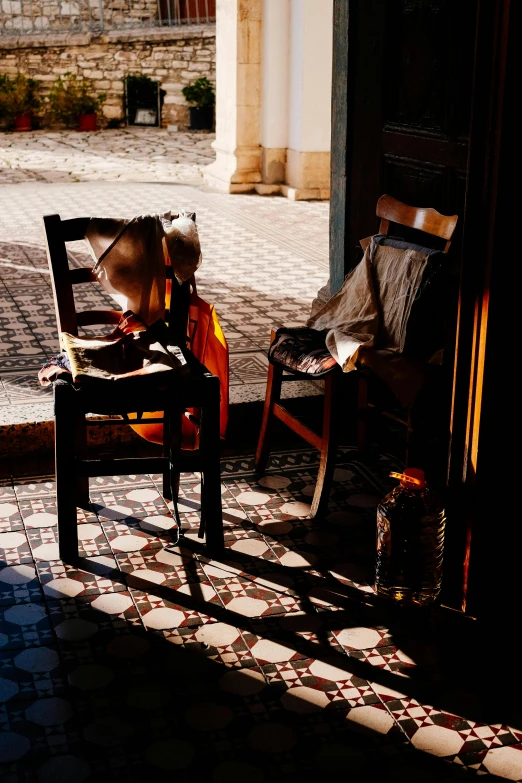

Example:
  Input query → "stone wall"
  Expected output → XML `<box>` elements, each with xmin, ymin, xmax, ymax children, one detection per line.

<box><xmin>0</xmin><ymin>25</ymin><xmax>215</xmax><ymax>128</ymax></box>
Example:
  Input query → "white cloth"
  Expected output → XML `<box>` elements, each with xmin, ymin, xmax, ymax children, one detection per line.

<box><xmin>85</xmin><ymin>211</ymin><xmax>201</xmax><ymax>325</ymax></box>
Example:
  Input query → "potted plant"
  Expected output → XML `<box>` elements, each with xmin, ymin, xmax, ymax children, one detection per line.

<box><xmin>48</xmin><ymin>72</ymin><xmax>107</xmax><ymax>131</ymax></box>
<box><xmin>0</xmin><ymin>73</ymin><xmax>43</xmax><ymax>131</ymax></box>
<box><xmin>182</xmin><ymin>76</ymin><xmax>215</xmax><ymax>131</ymax></box>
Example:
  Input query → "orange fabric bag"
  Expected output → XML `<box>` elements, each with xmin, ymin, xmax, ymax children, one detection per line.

<box><xmin>128</xmin><ymin>278</ymin><xmax>229</xmax><ymax>450</ymax></box>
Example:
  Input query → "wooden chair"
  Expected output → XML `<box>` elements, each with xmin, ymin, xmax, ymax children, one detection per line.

<box><xmin>255</xmin><ymin>194</ymin><xmax>458</xmax><ymax>516</ymax></box>
<box><xmin>43</xmin><ymin>212</ymin><xmax>224</xmax><ymax>563</ymax></box>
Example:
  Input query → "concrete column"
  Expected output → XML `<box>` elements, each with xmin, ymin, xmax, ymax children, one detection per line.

<box><xmin>259</xmin><ymin>0</ymin><xmax>291</xmax><ymax>188</ymax></box>
<box><xmin>283</xmin><ymin>0</ymin><xmax>333</xmax><ymax>200</ymax></box>
<box><xmin>204</xmin><ymin>0</ymin><xmax>262</xmax><ymax>193</ymax></box>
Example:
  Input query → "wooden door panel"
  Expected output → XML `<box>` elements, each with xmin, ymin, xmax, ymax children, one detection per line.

<box><xmin>384</xmin><ymin>0</ymin><xmax>451</xmax><ymax>136</ymax></box>
<box><xmin>332</xmin><ymin>0</ymin><xmax>477</xmax><ymax>276</ymax></box>
<box><xmin>382</xmin><ymin>156</ymin><xmax>448</xmax><ymax>216</ymax></box>
<box><xmin>380</xmin><ymin>0</ymin><xmax>475</xmax><ymax>232</ymax></box>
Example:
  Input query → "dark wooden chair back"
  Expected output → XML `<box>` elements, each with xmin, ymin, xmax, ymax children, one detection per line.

<box><xmin>376</xmin><ymin>193</ymin><xmax>458</xmax><ymax>252</ymax></box>
<box><xmin>43</xmin><ymin>213</ymin><xmax>193</xmax><ymax>347</ymax></box>
<box><xmin>358</xmin><ymin>194</ymin><xmax>459</xmax><ymax>467</ymax></box>
<box><xmin>43</xmin><ymin>213</ymin><xmax>196</xmax><ymax>352</ymax></box>
<box><xmin>44</xmin><ymin>214</ymin><xmax>115</xmax><ymax>341</ymax></box>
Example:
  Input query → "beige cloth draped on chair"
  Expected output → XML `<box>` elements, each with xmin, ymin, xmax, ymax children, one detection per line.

<box><xmin>85</xmin><ymin>210</ymin><xmax>202</xmax><ymax>326</ymax></box>
<box><xmin>307</xmin><ymin>236</ymin><xmax>429</xmax><ymax>372</ymax></box>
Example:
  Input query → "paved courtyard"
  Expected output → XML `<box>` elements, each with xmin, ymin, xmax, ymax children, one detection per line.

<box><xmin>0</xmin><ymin>128</ymin><xmax>329</xmax><ymax>455</ymax></box>
<box><xmin>0</xmin><ymin>128</ymin><xmax>216</xmax><ymax>185</ymax></box>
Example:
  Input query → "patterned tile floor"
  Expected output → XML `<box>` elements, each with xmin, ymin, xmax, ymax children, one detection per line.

<box><xmin>0</xmin><ymin>128</ymin><xmax>329</xmax><ymax>448</ymax></box>
<box><xmin>0</xmin><ymin>446</ymin><xmax>521</xmax><ymax>782</ymax></box>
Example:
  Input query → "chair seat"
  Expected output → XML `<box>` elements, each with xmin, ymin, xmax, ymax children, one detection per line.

<box><xmin>43</xmin><ymin>340</ymin><xmax>214</xmax><ymax>414</ymax></box>
<box><xmin>268</xmin><ymin>327</ymin><xmax>338</xmax><ymax>377</ymax></box>
<box><xmin>53</xmin><ymin>369</ymin><xmax>214</xmax><ymax>417</ymax></box>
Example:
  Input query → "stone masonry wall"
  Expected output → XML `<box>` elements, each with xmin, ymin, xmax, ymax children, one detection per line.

<box><xmin>0</xmin><ymin>26</ymin><xmax>215</xmax><ymax>129</ymax></box>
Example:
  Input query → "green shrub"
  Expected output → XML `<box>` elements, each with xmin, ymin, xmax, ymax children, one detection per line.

<box><xmin>0</xmin><ymin>73</ymin><xmax>43</xmax><ymax>121</ymax></box>
<box><xmin>181</xmin><ymin>77</ymin><xmax>215</xmax><ymax>109</ymax></box>
<box><xmin>48</xmin><ymin>72</ymin><xmax>107</xmax><ymax>127</ymax></box>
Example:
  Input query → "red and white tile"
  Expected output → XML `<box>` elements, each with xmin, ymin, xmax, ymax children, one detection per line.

<box><xmin>0</xmin><ymin>563</ymin><xmax>43</xmax><ymax>606</ymax></box>
<box><xmin>36</xmin><ymin>556</ymin><xmax>125</xmax><ymax>598</ymax></box>
<box><xmin>0</xmin><ymin>498</ymin><xmax>22</xmax><ymax>533</ymax></box>
<box><xmin>262</xmin><ymin>656</ymin><xmax>381</xmax><ymax>712</ymax></box>
<box><xmin>131</xmin><ymin>589</ymin><xmax>216</xmax><ymax>634</ymax></box>
<box><xmin>206</xmin><ymin>568</ymin><xmax>302</xmax><ymax>618</ymax></box>
<box><xmin>0</xmin><ymin>529</ymin><xmax>33</xmax><ymax>565</ymax></box>
<box><xmin>101</xmin><ymin>516</ymin><xmax>176</xmax><ymax>554</ymax></box>
<box><xmin>164</xmin><ymin>619</ymin><xmax>258</xmax><ymax>669</ymax></box>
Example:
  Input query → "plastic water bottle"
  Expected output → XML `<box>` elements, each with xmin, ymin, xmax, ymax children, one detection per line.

<box><xmin>375</xmin><ymin>468</ymin><xmax>446</xmax><ymax>607</ymax></box>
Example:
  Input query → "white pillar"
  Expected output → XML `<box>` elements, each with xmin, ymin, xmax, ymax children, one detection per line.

<box><xmin>259</xmin><ymin>0</ymin><xmax>291</xmax><ymax>186</ymax></box>
<box><xmin>204</xmin><ymin>0</ymin><xmax>262</xmax><ymax>193</ymax></box>
<box><xmin>283</xmin><ymin>0</ymin><xmax>333</xmax><ymax>200</ymax></box>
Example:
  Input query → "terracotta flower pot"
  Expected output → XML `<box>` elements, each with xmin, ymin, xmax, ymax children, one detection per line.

<box><xmin>14</xmin><ymin>115</ymin><xmax>32</xmax><ymax>132</ymax></box>
<box><xmin>78</xmin><ymin>113</ymin><xmax>97</xmax><ymax>131</ymax></box>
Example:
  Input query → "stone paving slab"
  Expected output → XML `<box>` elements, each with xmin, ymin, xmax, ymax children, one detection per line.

<box><xmin>0</xmin><ymin>127</ymin><xmax>215</xmax><ymax>184</ymax></box>
<box><xmin>0</xmin><ymin>129</ymin><xmax>330</xmax><ymax>457</ymax></box>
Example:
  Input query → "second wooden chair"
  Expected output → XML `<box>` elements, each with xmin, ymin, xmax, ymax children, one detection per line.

<box><xmin>255</xmin><ymin>194</ymin><xmax>458</xmax><ymax>516</ymax></box>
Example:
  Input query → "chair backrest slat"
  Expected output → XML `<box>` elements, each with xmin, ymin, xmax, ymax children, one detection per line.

<box><xmin>376</xmin><ymin>194</ymin><xmax>458</xmax><ymax>247</ymax></box>
<box><xmin>43</xmin><ymin>211</ymin><xmax>199</xmax><ymax>346</ymax></box>
<box><xmin>43</xmin><ymin>213</ymin><xmax>79</xmax><ymax>338</ymax></box>
<box><xmin>60</xmin><ymin>217</ymin><xmax>91</xmax><ymax>243</ymax></box>
<box><xmin>70</xmin><ymin>268</ymin><xmax>96</xmax><ymax>284</ymax></box>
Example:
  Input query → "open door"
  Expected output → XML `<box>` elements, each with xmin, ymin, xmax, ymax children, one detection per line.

<box><xmin>330</xmin><ymin>0</ymin><xmax>515</xmax><ymax>620</ymax></box>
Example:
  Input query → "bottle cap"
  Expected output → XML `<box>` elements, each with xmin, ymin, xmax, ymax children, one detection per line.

<box><xmin>390</xmin><ymin>468</ymin><xmax>427</xmax><ymax>488</ymax></box>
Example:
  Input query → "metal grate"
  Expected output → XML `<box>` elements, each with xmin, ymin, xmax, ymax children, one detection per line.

<box><xmin>0</xmin><ymin>0</ymin><xmax>215</xmax><ymax>36</ymax></box>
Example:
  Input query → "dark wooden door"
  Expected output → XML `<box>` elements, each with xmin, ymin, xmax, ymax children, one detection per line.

<box><xmin>330</xmin><ymin>0</ymin><xmax>476</xmax><ymax>288</ymax></box>
<box><xmin>330</xmin><ymin>0</ymin><xmax>515</xmax><ymax>618</ymax></box>
<box><xmin>331</xmin><ymin>0</ymin><xmax>477</xmax><ymax>486</ymax></box>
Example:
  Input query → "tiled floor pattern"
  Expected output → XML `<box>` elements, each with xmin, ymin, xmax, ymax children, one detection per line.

<box><xmin>0</xmin><ymin>447</ymin><xmax>521</xmax><ymax>782</ymax></box>
<box><xmin>0</xmin><ymin>133</ymin><xmax>329</xmax><ymax>435</ymax></box>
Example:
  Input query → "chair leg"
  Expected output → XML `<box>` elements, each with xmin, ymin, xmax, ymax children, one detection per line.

<box><xmin>163</xmin><ymin>408</ymin><xmax>182</xmax><ymax>542</ymax></box>
<box><xmin>199</xmin><ymin>376</ymin><xmax>224</xmax><ymax>555</ymax></box>
<box><xmin>162</xmin><ymin>410</ymin><xmax>175</xmax><ymax>501</ymax></box>
<box><xmin>310</xmin><ymin>373</ymin><xmax>341</xmax><ymax>518</ymax></box>
<box><xmin>357</xmin><ymin>369</ymin><xmax>369</xmax><ymax>454</ymax></box>
<box><xmin>162</xmin><ymin>469</ymin><xmax>172</xmax><ymax>501</ymax></box>
<box><xmin>54</xmin><ymin>383</ymin><xmax>79</xmax><ymax>563</ymax></box>
<box><xmin>255</xmin><ymin>360</ymin><xmax>283</xmax><ymax>474</ymax></box>
<box><xmin>74</xmin><ymin>410</ymin><xmax>90</xmax><ymax>510</ymax></box>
